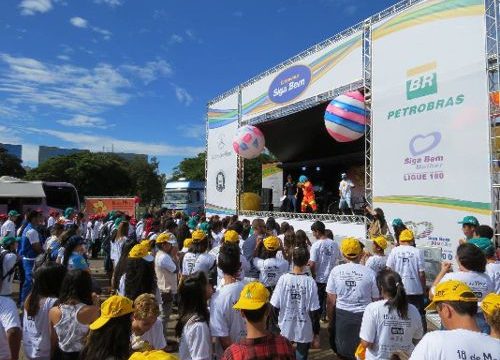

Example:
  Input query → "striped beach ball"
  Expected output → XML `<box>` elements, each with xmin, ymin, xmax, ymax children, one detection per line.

<box><xmin>324</xmin><ymin>90</ymin><xmax>367</xmax><ymax>142</ymax></box>
<box><xmin>232</xmin><ymin>125</ymin><xmax>265</xmax><ymax>159</ymax></box>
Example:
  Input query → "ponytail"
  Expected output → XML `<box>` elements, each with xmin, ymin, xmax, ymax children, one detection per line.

<box><xmin>377</xmin><ymin>269</ymin><xmax>408</xmax><ymax>319</ymax></box>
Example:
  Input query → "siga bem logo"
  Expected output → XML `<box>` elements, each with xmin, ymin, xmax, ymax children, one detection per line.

<box><xmin>387</xmin><ymin>61</ymin><xmax>465</xmax><ymax>120</ymax></box>
<box><xmin>268</xmin><ymin>64</ymin><xmax>311</xmax><ymax>104</ymax></box>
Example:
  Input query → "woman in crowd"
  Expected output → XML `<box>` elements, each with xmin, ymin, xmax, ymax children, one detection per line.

<box><xmin>55</xmin><ymin>224</ymin><xmax>79</xmax><ymax>264</ymax></box>
<box><xmin>391</xmin><ymin>218</ymin><xmax>407</xmax><ymax>245</ymax></box>
<box><xmin>43</xmin><ymin>223</ymin><xmax>64</xmax><ymax>254</ymax></box>
<box><xmin>111</xmin><ymin>238</ymin><xmax>138</xmax><ymax>293</ymax></box>
<box><xmin>80</xmin><ymin>295</ymin><xmax>134</xmax><ymax>360</ymax></box>
<box><xmin>49</xmin><ymin>270</ymin><xmax>100</xmax><ymax>360</ymax></box>
<box><xmin>365</xmin><ymin>236</ymin><xmax>388</xmax><ymax>274</ymax></box>
<box><xmin>110</xmin><ymin>220</ymin><xmax>129</xmax><ymax>268</ymax></box>
<box><xmin>62</xmin><ymin>235</ymin><xmax>89</xmax><ymax>272</ymax></box>
<box><xmin>366</xmin><ymin>207</ymin><xmax>389</xmax><ymax>238</ymax></box>
<box><xmin>326</xmin><ymin>238</ymin><xmax>379</xmax><ymax>359</ymax></box>
<box><xmin>253</xmin><ymin>236</ymin><xmax>289</xmax><ymax>291</ymax></box>
<box><xmin>431</xmin><ymin>243</ymin><xmax>494</xmax><ymax>333</ymax></box>
<box><xmin>175</xmin><ymin>223</ymin><xmax>191</xmax><ymax>250</ymax></box>
<box><xmin>23</xmin><ymin>263</ymin><xmax>66</xmax><ymax>360</ymax></box>
<box><xmin>358</xmin><ymin>269</ymin><xmax>423</xmax><ymax>359</ymax></box>
<box><xmin>176</xmin><ymin>271</ymin><xmax>213</xmax><ymax>360</ymax></box>
<box><xmin>181</xmin><ymin>230</ymin><xmax>216</xmax><ymax>278</ymax></box>
<box><xmin>210</xmin><ymin>220</ymin><xmax>224</xmax><ymax>249</ymax></box>
<box><xmin>123</xmin><ymin>242</ymin><xmax>157</xmax><ymax>301</ymax></box>
<box><xmin>295</xmin><ymin>229</ymin><xmax>312</xmax><ymax>247</ymax></box>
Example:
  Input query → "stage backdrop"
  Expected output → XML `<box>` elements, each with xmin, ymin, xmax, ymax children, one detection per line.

<box><xmin>262</xmin><ymin>163</ymin><xmax>283</xmax><ymax>209</ymax></box>
<box><xmin>241</xmin><ymin>31</ymin><xmax>362</xmax><ymax>122</ymax></box>
<box><xmin>371</xmin><ymin>0</ymin><xmax>491</xmax><ymax>261</ymax></box>
<box><xmin>206</xmin><ymin>91</ymin><xmax>239</xmax><ymax>216</ymax></box>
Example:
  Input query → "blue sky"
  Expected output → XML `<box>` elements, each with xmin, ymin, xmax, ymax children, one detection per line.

<box><xmin>0</xmin><ymin>0</ymin><xmax>396</xmax><ymax>175</ymax></box>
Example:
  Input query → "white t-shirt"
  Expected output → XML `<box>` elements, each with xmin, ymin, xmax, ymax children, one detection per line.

<box><xmin>252</xmin><ymin>257</ymin><xmax>289</xmax><ymax>288</ymax></box>
<box><xmin>486</xmin><ymin>261</ymin><xmax>500</xmax><ymax>294</ymax></box>
<box><xmin>270</xmin><ymin>273</ymin><xmax>320</xmax><ymax>343</ymax></box>
<box><xmin>437</xmin><ymin>271</ymin><xmax>494</xmax><ymax>306</ymax></box>
<box><xmin>211</xmin><ymin>231</ymin><xmax>224</xmax><ymax>248</ymax></box>
<box><xmin>26</xmin><ymin>228</ymin><xmax>40</xmax><ymax>245</ymax></box>
<box><xmin>409</xmin><ymin>329</ymin><xmax>500</xmax><ymax>360</ymax></box>
<box><xmin>339</xmin><ymin>179</ymin><xmax>354</xmax><ymax>198</ymax></box>
<box><xmin>23</xmin><ymin>297</ymin><xmax>58</xmax><ymax>359</ymax></box>
<box><xmin>215</xmin><ymin>255</ymin><xmax>250</xmax><ymax>287</ymax></box>
<box><xmin>181</xmin><ymin>252</ymin><xmax>216</xmax><ymax>276</ymax></box>
<box><xmin>359</xmin><ymin>300</ymin><xmax>423</xmax><ymax>359</ymax></box>
<box><xmin>0</xmin><ymin>220</ymin><xmax>15</xmax><ymax>238</ymax></box>
<box><xmin>0</xmin><ymin>296</ymin><xmax>21</xmax><ymax>360</ymax></box>
<box><xmin>179</xmin><ymin>319</ymin><xmax>212</xmax><ymax>360</ymax></box>
<box><xmin>0</xmin><ymin>251</ymin><xmax>17</xmax><ymax>296</ymax></box>
<box><xmin>310</xmin><ymin>238</ymin><xmax>340</xmax><ymax>283</ymax></box>
<box><xmin>365</xmin><ymin>254</ymin><xmax>387</xmax><ymax>274</ymax></box>
<box><xmin>47</xmin><ymin>216</ymin><xmax>56</xmax><ymax>229</ymax></box>
<box><xmin>386</xmin><ymin>245</ymin><xmax>425</xmax><ymax>295</ymax></box>
<box><xmin>210</xmin><ymin>281</ymin><xmax>247</xmax><ymax>357</ymax></box>
<box><xmin>326</xmin><ymin>262</ymin><xmax>378</xmax><ymax>313</ymax></box>
<box><xmin>132</xmin><ymin>318</ymin><xmax>166</xmax><ymax>350</ymax></box>
<box><xmin>110</xmin><ymin>237</ymin><xmax>126</xmax><ymax>265</ymax></box>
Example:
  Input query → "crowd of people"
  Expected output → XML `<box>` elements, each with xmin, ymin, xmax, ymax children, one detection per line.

<box><xmin>0</xmin><ymin>207</ymin><xmax>499</xmax><ymax>360</ymax></box>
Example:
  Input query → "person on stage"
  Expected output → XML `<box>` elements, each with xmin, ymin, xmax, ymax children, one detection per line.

<box><xmin>283</xmin><ymin>175</ymin><xmax>298</xmax><ymax>213</ymax></box>
<box><xmin>298</xmin><ymin>175</ymin><xmax>317</xmax><ymax>213</ymax></box>
<box><xmin>338</xmin><ymin>173</ymin><xmax>355</xmax><ymax>215</ymax></box>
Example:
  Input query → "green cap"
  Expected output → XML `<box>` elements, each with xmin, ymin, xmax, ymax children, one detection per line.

<box><xmin>1</xmin><ymin>236</ymin><xmax>20</xmax><ymax>247</ymax></box>
<box><xmin>114</xmin><ymin>217</ymin><xmax>123</xmax><ymax>227</ymax></box>
<box><xmin>469</xmin><ymin>237</ymin><xmax>494</xmax><ymax>256</ymax></box>
<box><xmin>458</xmin><ymin>216</ymin><xmax>479</xmax><ymax>227</ymax></box>
<box><xmin>64</xmin><ymin>207</ymin><xmax>75</xmax><ymax>218</ymax></box>
<box><xmin>8</xmin><ymin>210</ymin><xmax>20</xmax><ymax>217</ymax></box>
<box><xmin>392</xmin><ymin>218</ymin><xmax>404</xmax><ymax>227</ymax></box>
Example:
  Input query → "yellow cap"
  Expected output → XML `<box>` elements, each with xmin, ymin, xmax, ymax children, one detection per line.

<box><xmin>426</xmin><ymin>280</ymin><xmax>478</xmax><ymax>311</ymax></box>
<box><xmin>341</xmin><ymin>237</ymin><xmax>362</xmax><ymax>258</ymax></box>
<box><xmin>372</xmin><ymin>236</ymin><xmax>388</xmax><ymax>250</ymax></box>
<box><xmin>399</xmin><ymin>229</ymin><xmax>414</xmax><ymax>242</ymax></box>
<box><xmin>263</xmin><ymin>236</ymin><xmax>280</xmax><ymax>251</ymax></box>
<box><xmin>233</xmin><ymin>281</ymin><xmax>270</xmax><ymax>310</ymax></box>
<box><xmin>156</xmin><ymin>232</ymin><xmax>176</xmax><ymax>245</ymax></box>
<box><xmin>129</xmin><ymin>350</ymin><xmax>178</xmax><ymax>360</ymax></box>
<box><xmin>191</xmin><ymin>230</ymin><xmax>206</xmax><ymax>243</ymax></box>
<box><xmin>224</xmin><ymin>230</ymin><xmax>239</xmax><ymax>244</ymax></box>
<box><xmin>481</xmin><ymin>293</ymin><xmax>500</xmax><ymax>317</ymax></box>
<box><xmin>89</xmin><ymin>295</ymin><xmax>134</xmax><ymax>330</ymax></box>
<box><xmin>129</xmin><ymin>242</ymin><xmax>154</xmax><ymax>262</ymax></box>
<box><xmin>183</xmin><ymin>238</ymin><xmax>193</xmax><ymax>248</ymax></box>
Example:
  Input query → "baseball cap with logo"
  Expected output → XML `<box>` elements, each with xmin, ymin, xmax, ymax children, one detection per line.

<box><xmin>263</xmin><ymin>236</ymin><xmax>280</xmax><ymax>251</ymax></box>
<box><xmin>191</xmin><ymin>230</ymin><xmax>207</xmax><ymax>243</ymax></box>
<box><xmin>129</xmin><ymin>350</ymin><xmax>178</xmax><ymax>360</ymax></box>
<box><xmin>8</xmin><ymin>210</ymin><xmax>20</xmax><ymax>217</ymax></box>
<box><xmin>480</xmin><ymin>293</ymin><xmax>500</xmax><ymax>317</ymax></box>
<box><xmin>372</xmin><ymin>236</ymin><xmax>388</xmax><ymax>250</ymax></box>
<box><xmin>233</xmin><ymin>281</ymin><xmax>270</xmax><ymax>311</ymax></box>
<box><xmin>89</xmin><ymin>295</ymin><xmax>134</xmax><ymax>330</ymax></box>
<box><xmin>341</xmin><ymin>237</ymin><xmax>362</xmax><ymax>258</ymax></box>
<box><xmin>156</xmin><ymin>232</ymin><xmax>177</xmax><ymax>246</ymax></box>
<box><xmin>469</xmin><ymin>237</ymin><xmax>494</xmax><ymax>256</ymax></box>
<box><xmin>399</xmin><ymin>229</ymin><xmax>415</xmax><ymax>242</ymax></box>
<box><xmin>458</xmin><ymin>216</ymin><xmax>479</xmax><ymax>227</ymax></box>
<box><xmin>128</xmin><ymin>242</ymin><xmax>154</xmax><ymax>262</ymax></box>
<box><xmin>224</xmin><ymin>230</ymin><xmax>239</xmax><ymax>244</ymax></box>
<box><xmin>426</xmin><ymin>280</ymin><xmax>478</xmax><ymax>311</ymax></box>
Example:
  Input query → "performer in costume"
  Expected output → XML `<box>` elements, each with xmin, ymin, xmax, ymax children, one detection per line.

<box><xmin>298</xmin><ymin>175</ymin><xmax>317</xmax><ymax>213</ymax></box>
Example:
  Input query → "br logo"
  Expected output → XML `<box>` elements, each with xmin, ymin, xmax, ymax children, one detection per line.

<box><xmin>406</xmin><ymin>61</ymin><xmax>438</xmax><ymax>100</ymax></box>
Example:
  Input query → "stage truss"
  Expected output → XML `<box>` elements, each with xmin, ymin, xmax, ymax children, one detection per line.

<box><xmin>239</xmin><ymin>210</ymin><xmax>366</xmax><ymax>224</ymax></box>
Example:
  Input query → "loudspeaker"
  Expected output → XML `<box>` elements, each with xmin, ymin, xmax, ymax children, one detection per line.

<box><xmin>261</xmin><ymin>188</ymin><xmax>273</xmax><ymax>204</ymax></box>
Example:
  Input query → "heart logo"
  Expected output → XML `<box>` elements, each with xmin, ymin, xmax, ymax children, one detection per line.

<box><xmin>405</xmin><ymin>221</ymin><xmax>434</xmax><ymax>239</ymax></box>
<box><xmin>409</xmin><ymin>132</ymin><xmax>442</xmax><ymax>156</ymax></box>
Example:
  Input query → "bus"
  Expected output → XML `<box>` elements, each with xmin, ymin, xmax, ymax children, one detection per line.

<box><xmin>163</xmin><ymin>179</ymin><xmax>205</xmax><ymax>215</ymax></box>
<box><xmin>0</xmin><ymin>176</ymin><xmax>80</xmax><ymax>217</ymax></box>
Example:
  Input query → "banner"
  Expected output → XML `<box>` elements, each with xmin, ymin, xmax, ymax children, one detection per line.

<box><xmin>85</xmin><ymin>197</ymin><xmax>135</xmax><ymax>216</ymax></box>
<box><xmin>262</xmin><ymin>163</ymin><xmax>283</xmax><ymax>209</ymax></box>
<box><xmin>206</xmin><ymin>91</ymin><xmax>239</xmax><ymax>215</ymax></box>
<box><xmin>241</xmin><ymin>31</ymin><xmax>362</xmax><ymax>122</ymax></box>
<box><xmin>372</xmin><ymin>0</ymin><xmax>491</xmax><ymax>261</ymax></box>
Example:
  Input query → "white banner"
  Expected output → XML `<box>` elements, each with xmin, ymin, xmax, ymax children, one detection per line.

<box><xmin>241</xmin><ymin>31</ymin><xmax>362</xmax><ymax>122</ymax></box>
<box><xmin>206</xmin><ymin>92</ymin><xmax>239</xmax><ymax>215</ymax></box>
<box><xmin>372</xmin><ymin>0</ymin><xmax>491</xmax><ymax>261</ymax></box>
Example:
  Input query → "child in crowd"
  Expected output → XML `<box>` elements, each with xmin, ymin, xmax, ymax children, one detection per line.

<box><xmin>480</xmin><ymin>293</ymin><xmax>500</xmax><ymax>339</ymax></box>
<box><xmin>131</xmin><ymin>293</ymin><xmax>167</xmax><ymax>351</ymax></box>
<box><xmin>62</xmin><ymin>235</ymin><xmax>89</xmax><ymax>272</ymax></box>
<box><xmin>176</xmin><ymin>272</ymin><xmax>213</xmax><ymax>360</ymax></box>
<box><xmin>23</xmin><ymin>263</ymin><xmax>66</xmax><ymax>360</ymax></box>
<box><xmin>365</xmin><ymin>236</ymin><xmax>388</xmax><ymax>274</ymax></box>
<box><xmin>210</xmin><ymin>230</ymin><xmax>250</xmax><ymax>287</ymax></box>
<box><xmin>271</xmin><ymin>246</ymin><xmax>320</xmax><ymax>360</ymax></box>
<box><xmin>252</xmin><ymin>236</ymin><xmax>289</xmax><ymax>290</ymax></box>
<box><xmin>123</xmin><ymin>241</ymin><xmax>158</xmax><ymax>302</ymax></box>
<box><xmin>181</xmin><ymin>230</ymin><xmax>216</xmax><ymax>278</ymax></box>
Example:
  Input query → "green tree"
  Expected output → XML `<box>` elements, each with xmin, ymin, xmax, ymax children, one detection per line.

<box><xmin>172</xmin><ymin>152</ymin><xmax>206</xmax><ymax>181</ymax></box>
<box><xmin>243</xmin><ymin>153</ymin><xmax>276</xmax><ymax>193</ymax></box>
<box><xmin>128</xmin><ymin>156</ymin><xmax>164</xmax><ymax>205</ymax></box>
<box><xmin>0</xmin><ymin>148</ymin><xmax>26</xmax><ymax>178</ymax></box>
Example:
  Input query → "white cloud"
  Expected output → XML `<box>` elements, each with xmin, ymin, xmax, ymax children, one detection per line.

<box><xmin>94</xmin><ymin>0</ymin><xmax>123</xmax><ymax>7</ymax></box>
<box><xmin>25</xmin><ymin>127</ymin><xmax>204</xmax><ymax>157</ymax></box>
<box><xmin>177</xmin><ymin>124</ymin><xmax>205</xmax><ymax>139</ymax></box>
<box><xmin>169</xmin><ymin>34</ymin><xmax>184</xmax><ymax>44</ymax></box>
<box><xmin>0</xmin><ymin>53</ymin><xmax>131</xmax><ymax>114</ymax></box>
<box><xmin>120</xmin><ymin>60</ymin><xmax>172</xmax><ymax>84</ymax></box>
<box><xmin>21</xmin><ymin>143</ymin><xmax>39</xmax><ymax>164</ymax></box>
<box><xmin>70</xmin><ymin>17</ymin><xmax>88</xmax><ymax>28</ymax></box>
<box><xmin>57</xmin><ymin>54</ymin><xmax>70</xmax><ymax>61</ymax></box>
<box><xmin>57</xmin><ymin>115</ymin><xmax>111</xmax><ymax>129</ymax></box>
<box><xmin>173</xmin><ymin>85</ymin><xmax>193</xmax><ymax>106</ymax></box>
<box><xmin>232</xmin><ymin>11</ymin><xmax>243</xmax><ymax>17</ymax></box>
<box><xmin>0</xmin><ymin>125</ymin><xmax>22</xmax><ymax>144</ymax></box>
<box><xmin>19</xmin><ymin>0</ymin><xmax>53</xmax><ymax>16</ymax></box>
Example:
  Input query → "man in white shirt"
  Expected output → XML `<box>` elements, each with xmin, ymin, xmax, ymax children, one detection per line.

<box><xmin>338</xmin><ymin>173</ymin><xmax>355</xmax><ymax>215</ymax></box>
<box><xmin>386</xmin><ymin>229</ymin><xmax>427</xmax><ymax>331</ymax></box>
<box><xmin>0</xmin><ymin>210</ymin><xmax>19</xmax><ymax>238</ymax></box>
<box><xmin>0</xmin><ymin>295</ymin><xmax>21</xmax><ymax>360</ymax></box>
<box><xmin>410</xmin><ymin>280</ymin><xmax>500</xmax><ymax>360</ymax></box>
<box><xmin>0</xmin><ymin>236</ymin><xmax>20</xmax><ymax>297</ymax></box>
